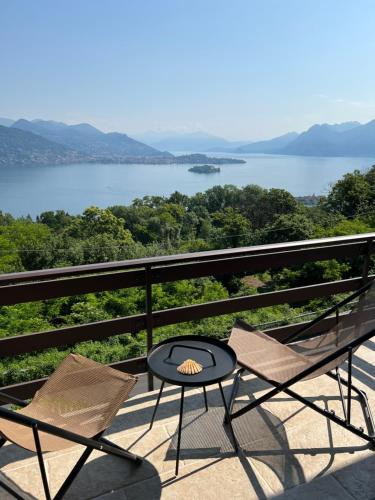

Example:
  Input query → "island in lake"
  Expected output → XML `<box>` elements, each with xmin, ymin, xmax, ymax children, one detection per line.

<box><xmin>188</xmin><ymin>164</ymin><xmax>221</xmax><ymax>174</ymax></box>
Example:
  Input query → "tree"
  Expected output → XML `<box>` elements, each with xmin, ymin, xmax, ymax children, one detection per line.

<box><xmin>0</xmin><ymin>221</ymin><xmax>54</xmax><ymax>270</ymax></box>
<box><xmin>211</xmin><ymin>208</ymin><xmax>252</xmax><ymax>248</ymax></box>
<box><xmin>325</xmin><ymin>170</ymin><xmax>371</xmax><ymax>217</ymax></box>
<box><xmin>66</xmin><ymin>206</ymin><xmax>134</xmax><ymax>243</ymax></box>
<box><xmin>0</xmin><ymin>211</ymin><xmax>14</xmax><ymax>226</ymax></box>
<box><xmin>197</xmin><ymin>185</ymin><xmax>241</xmax><ymax>213</ymax></box>
<box><xmin>0</xmin><ymin>235</ymin><xmax>22</xmax><ymax>272</ymax></box>
<box><xmin>239</xmin><ymin>185</ymin><xmax>298</xmax><ymax>229</ymax></box>
<box><xmin>37</xmin><ymin>210</ymin><xmax>73</xmax><ymax>232</ymax></box>
<box><xmin>259</xmin><ymin>213</ymin><xmax>315</xmax><ymax>244</ymax></box>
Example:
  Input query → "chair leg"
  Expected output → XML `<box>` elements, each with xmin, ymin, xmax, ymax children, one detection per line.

<box><xmin>219</xmin><ymin>382</ymin><xmax>239</xmax><ymax>453</ymax></box>
<box><xmin>230</xmin><ymin>371</ymin><xmax>375</xmax><ymax>447</ymax></box>
<box><xmin>149</xmin><ymin>381</ymin><xmax>165</xmax><ymax>430</ymax></box>
<box><xmin>0</xmin><ymin>440</ymin><xmax>23</xmax><ymax>500</ymax></box>
<box><xmin>284</xmin><ymin>386</ymin><xmax>375</xmax><ymax>446</ymax></box>
<box><xmin>224</xmin><ymin>368</ymin><xmax>244</xmax><ymax>424</ymax></box>
<box><xmin>203</xmin><ymin>386</ymin><xmax>208</xmax><ymax>412</ymax></box>
<box><xmin>327</xmin><ymin>369</ymin><xmax>375</xmax><ymax>438</ymax></box>
<box><xmin>32</xmin><ymin>425</ymin><xmax>51</xmax><ymax>500</ymax></box>
<box><xmin>54</xmin><ymin>445</ymin><xmax>94</xmax><ymax>500</ymax></box>
<box><xmin>335</xmin><ymin>368</ymin><xmax>348</xmax><ymax>421</ymax></box>
<box><xmin>53</xmin><ymin>431</ymin><xmax>142</xmax><ymax>500</ymax></box>
<box><xmin>175</xmin><ymin>386</ymin><xmax>185</xmax><ymax>476</ymax></box>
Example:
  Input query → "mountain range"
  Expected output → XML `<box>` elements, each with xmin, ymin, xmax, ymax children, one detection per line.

<box><xmin>0</xmin><ymin>117</ymin><xmax>15</xmax><ymax>127</ymax></box>
<box><xmin>136</xmin><ymin>121</ymin><xmax>372</xmax><ymax>156</ymax></box>
<box><xmin>11</xmin><ymin>119</ymin><xmax>168</xmax><ymax>159</ymax></box>
<box><xmin>2</xmin><ymin>117</ymin><xmax>375</xmax><ymax>164</ymax></box>
<box><xmin>280</xmin><ymin>121</ymin><xmax>375</xmax><ymax>156</ymax></box>
<box><xmin>134</xmin><ymin>130</ymin><xmax>248</xmax><ymax>152</ymax></box>
<box><xmin>0</xmin><ymin>119</ymin><xmax>243</xmax><ymax>166</ymax></box>
<box><xmin>0</xmin><ymin>125</ymin><xmax>85</xmax><ymax>166</ymax></box>
<box><xmin>235</xmin><ymin>132</ymin><xmax>299</xmax><ymax>154</ymax></box>
<box><xmin>230</xmin><ymin>120</ymin><xmax>375</xmax><ymax>157</ymax></box>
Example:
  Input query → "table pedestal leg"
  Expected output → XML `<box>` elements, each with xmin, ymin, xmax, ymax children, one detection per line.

<box><xmin>175</xmin><ymin>386</ymin><xmax>185</xmax><ymax>476</ymax></box>
<box><xmin>203</xmin><ymin>386</ymin><xmax>208</xmax><ymax>412</ymax></box>
<box><xmin>218</xmin><ymin>382</ymin><xmax>239</xmax><ymax>453</ymax></box>
<box><xmin>149</xmin><ymin>381</ymin><xmax>165</xmax><ymax>430</ymax></box>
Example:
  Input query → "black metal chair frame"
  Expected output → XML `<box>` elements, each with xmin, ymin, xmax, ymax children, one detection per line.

<box><xmin>0</xmin><ymin>396</ymin><xmax>142</xmax><ymax>500</ymax></box>
<box><xmin>228</xmin><ymin>279</ymin><xmax>375</xmax><ymax>448</ymax></box>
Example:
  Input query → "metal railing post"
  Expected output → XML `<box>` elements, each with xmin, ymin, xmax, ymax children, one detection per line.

<box><xmin>362</xmin><ymin>239</ymin><xmax>373</xmax><ymax>284</ymax></box>
<box><xmin>145</xmin><ymin>265</ymin><xmax>154</xmax><ymax>391</ymax></box>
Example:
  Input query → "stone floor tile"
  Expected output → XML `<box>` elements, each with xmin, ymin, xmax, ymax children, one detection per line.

<box><xmin>1</xmin><ymin>463</ymin><xmax>47</xmax><ymax>499</ymax></box>
<box><xmin>272</xmin><ymin>473</ymin><xmax>354</xmax><ymax>500</ymax></box>
<box><xmin>46</xmin><ymin>427</ymin><xmax>173</xmax><ymax>499</ymax></box>
<box><xmin>244</xmin><ymin>406</ymin><xmax>373</xmax><ymax>494</ymax></box>
<box><xmin>332</xmin><ymin>453</ymin><xmax>375</xmax><ymax>499</ymax></box>
<box><xmin>0</xmin><ymin>471</ymin><xmax>36</xmax><ymax>499</ymax></box>
<box><xmin>91</xmin><ymin>489</ymin><xmax>128</xmax><ymax>500</ymax></box>
<box><xmin>124</xmin><ymin>455</ymin><xmax>275</xmax><ymax>500</ymax></box>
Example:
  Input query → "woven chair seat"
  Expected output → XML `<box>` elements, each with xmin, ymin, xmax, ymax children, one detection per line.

<box><xmin>229</xmin><ymin>282</ymin><xmax>375</xmax><ymax>385</ymax></box>
<box><xmin>0</xmin><ymin>354</ymin><xmax>136</xmax><ymax>452</ymax></box>
<box><xmin>229</xmin><ymin>325</ymin><xmax>314</xmax><ymax>384</ymax></box>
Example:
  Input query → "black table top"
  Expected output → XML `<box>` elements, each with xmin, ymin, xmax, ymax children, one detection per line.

<box><xmin>147</xmin><ymin>335</ymin><xmax>237</xmax><ymax>387</ymax></box>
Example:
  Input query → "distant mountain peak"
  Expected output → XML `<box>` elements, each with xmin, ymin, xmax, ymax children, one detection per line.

<box><xmin>134</xmin><ymin>130</ymin><xmax>250</xmax><ymax>152</ymax></box>
<box><xmin>235</xmin><ymin>132</ymin><xmax>299</xmax><ymax>154</ymax></box>
<box><xmin>32</xmin><ymin>119</ymin><xmax>67</xmax><ymax>126</ymax></box>
<box><xmin>0</xmin><ymin>117</ymin><xmax>15</xmax><ymax>127</ymax></box>
<box><xmin>307</xmin><ymin>121</ymin><xmax>361</xmax><ymax>134</ymax></box>
<box><xmin>0</xmin><ymin>124</ymin><xmax>84</xmax><ymax>166</ymax></box>
<box><xmin>281</xmin><ymin>119</ymin><xmax>375</xmax><ymax>156</ymax></box>
<box><xmin>70</xmin><ymin>123</ymin><xmax>102</xmax><ymax>135</ymax></box>
<box><xmin>11</xmin><ymin>118</ymin><xmax>167</xmax><ymax>158</ymax></box>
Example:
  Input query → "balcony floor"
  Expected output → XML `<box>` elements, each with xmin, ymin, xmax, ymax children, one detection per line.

<box><xmin>1</xmin><ymin>340</ymin><xmax>375</xmax><ymax>500</ymax></box>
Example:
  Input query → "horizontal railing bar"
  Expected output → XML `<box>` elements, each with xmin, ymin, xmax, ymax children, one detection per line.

<box><xmin>0</xmin><ymin>314</ymin><xmax>345</xmax><ymax>401</ymax></box>
<box><xmin>0</xmin><ymin>269</ymin><xmax>145</xmax><ymax>306</ymax></box>
<box><xmin>0</xmin><ymin>314</ymin><xmax>145</xmax><ymax>357</ymax></box>
<box><xmin>150</xmin><ymin>242</ymin><xmax>366</xmax><ymax>284</ymax></box>
<box><xmin>0</xmin><ymin>276</ymin><xmax>367</xmax><ymax>357</ymax></box>
<box><xmin>151</xmin><ymin>277</ymin><xmax>363</xmax><ymax>327</ymax></box>
<box><xmin>110</xmin><ymin>357</ymin><xmax>148</xmax><ymax>374</ymax></box>
<box><xmin>1</xmin><ymin>233</ymin><xmax>374</xmax><ymax>285</ymax></box>
<box><xmin>0</xmin><ymin>241</ymin><xmax>369</xmax><ymax>306</ymax></box>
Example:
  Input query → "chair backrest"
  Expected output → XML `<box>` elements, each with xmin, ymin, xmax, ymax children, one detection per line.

<box><xmin>28</xmin><ymin>353</ymin><xmax>137</xmax><ymax>437</ymax></box>
<box><xmin>290</xmin><ymin>279</ymin><xmax>375</xmax><ymax>379</ymax></box>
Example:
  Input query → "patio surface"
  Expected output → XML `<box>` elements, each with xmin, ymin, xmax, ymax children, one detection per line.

<box><xmin>1</xmin><ymin>339</ymin><xmax>375</xmax><ymax>500</ymax></box>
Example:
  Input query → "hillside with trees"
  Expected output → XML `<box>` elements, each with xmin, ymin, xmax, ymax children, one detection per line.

<box><xmin>0</xmin><ymin>166</ymin><xmax>374</xmax><ymax>386</ymax></box>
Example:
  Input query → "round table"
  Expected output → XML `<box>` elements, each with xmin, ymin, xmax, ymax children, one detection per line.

<box><xmin>147</xmin><ymin>335</ymin><xmax>238</xmax><ymax>475</ymax></box>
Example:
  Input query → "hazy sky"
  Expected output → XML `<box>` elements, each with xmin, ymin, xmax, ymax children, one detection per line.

<box><xmin>1</xmin><ymin>0</ymin><xmax>375</xmax><ymax>140</ymax></box>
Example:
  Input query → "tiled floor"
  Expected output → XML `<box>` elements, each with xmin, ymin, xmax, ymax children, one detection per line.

<box><xmin>1</xmin><ymin>340</ymin><xmax>375</xmax><ymax>499</ymax></box>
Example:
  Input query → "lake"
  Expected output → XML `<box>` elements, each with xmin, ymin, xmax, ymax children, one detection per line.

<box><xmin>0</xmin><ymin>153</ymin><xmax>374</xmax><ymax>217</ymax></box>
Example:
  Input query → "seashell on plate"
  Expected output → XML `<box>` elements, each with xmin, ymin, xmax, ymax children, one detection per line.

<box><xmin>177</xmin><ymin>358</ymin><xmax>203</xmax><ymax>375</ymax></box>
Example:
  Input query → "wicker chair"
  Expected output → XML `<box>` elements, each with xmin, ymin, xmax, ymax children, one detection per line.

<box><xmin>0</xmin><ymin>353</ymin><xmax>142</xmax><ymax>500</ymax></box>
<box><xmin>227</xmin><ymin>279</ymin><xmax>375</xmax><ymax>447</ymax></box>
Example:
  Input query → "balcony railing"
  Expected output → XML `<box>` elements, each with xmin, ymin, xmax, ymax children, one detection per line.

<box><xmin>0</xmin><ymin>233</ymin><xmax>374</xmax><ymax>400</ymax></box>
